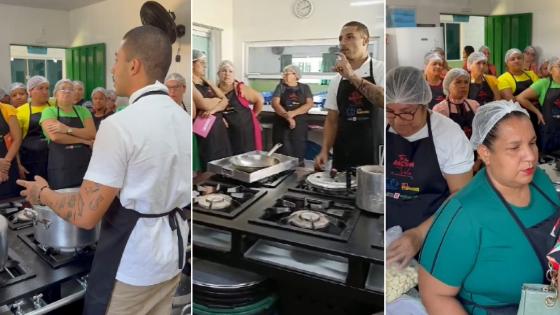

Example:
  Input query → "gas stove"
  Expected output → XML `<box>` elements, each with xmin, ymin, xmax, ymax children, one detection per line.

<box><xmin>248</xmin><ymin>194</ymin><xmax>360</xmax><ymax>241</ymax></box>
<box><xmin>289</xmin><ymin>171</ymin><xmax>356</xmax><ymax>201</ymax></box>
<box><xmin>18</xmin><ymin>232</ymin><xmax>95</xmax><ymax>269</ymax></box>
<box><xmin>193</xmin><ymin>181</ymin><xmax>267</xmax><ymax>219</ymax></box>
<box><xmin>210</xmin><ymin>170</ymin><xmax>293</xmax><ymax>188</ymax></box>
<box><xmin>0</xmin><ymin>249</ymin><xmax>35</xmax><ymax>288</ymax></box>
<box><xmin>0</xmin><ymin>201</ymin><xmax>33</xmax><ymax>230</ymax></box>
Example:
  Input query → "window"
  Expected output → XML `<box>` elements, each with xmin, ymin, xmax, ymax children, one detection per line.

<box><xmin>193</xmin><ymin>24</ymin><xmax>222</xmax><ymax>82</ymax></box>
<box><xmin>10</xmin><ymin>45</ymin><xmax>65</xmax><ymax>95</ymax></box>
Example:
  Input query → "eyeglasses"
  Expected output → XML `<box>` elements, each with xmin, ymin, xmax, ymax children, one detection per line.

<box><xmin>386</xmin><ymin>106</ymin><xmax>421</xmax><ymax>121</ymax></box>
<box><xmin>59</xmin><ymin>89</ymin><xmax>74</xmax><ymax>93</ymax></box>
<box><xmin>166</xmin><ymin>85</ymin><xmax>184</xmax><ymax>90</ymax></box>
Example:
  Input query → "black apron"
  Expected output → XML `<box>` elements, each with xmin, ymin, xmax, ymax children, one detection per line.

<box><xmin>428</xmin><ymin>82</ymin><xmax>446</xmax><ymax>109</ymax></box>
<box><xmin>460</xmin><ymin>174</ymin><xmax>560</xmax><ymax>315</ymax></box>
<box><xmin>469</xmin><ymin>76</ymin><xmax>494</xmax><ymax>105</ymax></box>
<box><xmin>539</xmin><ymin>79</ymin><xmax>560</xmax><ymax>154</ymax></box>
<box><xmin>92</xmin><ymin>113</ymin><xmax>110</xmax><ymax>130</ymax></box>
<box><xmin>0</xmin><ymin>112</ymin><xmax>19</xmax><ymax>199</ymax></box>
<box><xmin>83</xmin><ymin>90</ymin><xmax>189</xmax><ymax>315</ymax></box>
<box><xmin>194</xmin><ymin>82</ymin><xmax>232</xmax><ymax>171</ymax></box>
<box><xmin>20</xmin><ymin>104</ymin><xmax>49</xmax><ymax>180</ymax></box>
<box><xmin>47</xmin><ymin>106</ymin><xmax>92</xmax><ymax>190</ymax></box>
<box><xmin>511</xmin><ymin>72</ymin><xmax>541</xmax><ymax>151</ymax></box>
<box><xmin>272</xmin><ymin>83</ymin><xmax>308</xmax><ymax>161</ymax></box>
<box><xmin>447</xmin><ymin>99</ymin><xmax>475</xmax><ymax>139</ymax></box>
<box><xmin>386</xmin><ymin>112</ymin><xmax>450</xmax><ymax>231</ymax></box>
<box><xmin>333</xmin><ymin>59</ymin><xmax>382</xmax><ymax>170</ymax></box>
<box><xmin>223</xmin><ymin>87</ymin><xmax>256</xmax><ymax>155</ymax></box>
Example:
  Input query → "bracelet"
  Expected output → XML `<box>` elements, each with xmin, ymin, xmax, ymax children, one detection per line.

<box><xmin>38</xmin><ymin>185</ymin><xmax>49</xmax><ymax>205</ymax></box>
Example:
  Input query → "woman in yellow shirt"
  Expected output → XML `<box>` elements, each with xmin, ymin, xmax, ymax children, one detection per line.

<box><xmin>0</xmin><ymin>102</ymin><xmax>22</xmax><ymax>198</ymax></box>
<box><xmin>16</xmin><ymin>76</ymin><xmax>51</xmax><ymax>180</ymax></box>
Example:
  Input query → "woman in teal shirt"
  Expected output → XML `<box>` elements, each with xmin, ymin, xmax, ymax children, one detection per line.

<box><xmin>40</xmin><ymin>79</ymin><xmax>96</xmax><ymax>189</ymax></box>
<box><xmin>419</xmin><ymin>100</ymin><xmax>560</xmax><ymax>314</ymax></box>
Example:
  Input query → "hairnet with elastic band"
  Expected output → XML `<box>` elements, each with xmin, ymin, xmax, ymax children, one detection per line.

<box><xmin>53</xmin><ymin>79</ymin><xmax>74</xmax><ymax>96</ymax></box>
<box><xmin>386</xmin><ymin>66</ymin><xmax>432</xmax><ymax>105</ymax></box>
<box><xmin>504</xmin><ymin>48</ymin><xmax>522</xmax><ymax>63</ymax></box>
<box><xmin>8</xmin><ymin>82</ymin><xmax>26</xmax><ymax>93</ymax></box>
<box><xmin>282</xmin><ymin>64</ymin><xmax>302</xmax><ymax>79</ymax></box>
<box><xmin>470</xmin><ymin>100</ymin><xmax>529</xmax><ymax>150</ymax></box>
<box><xmin>90</xmin><ymin>87</ymin><xmax>108</xmax><ymax>99</ymax></box>
<box><xmin>27</xmin><ymin>75</ymin><xmax>49</xmax><ymax>92</ymax></box>
<box><xmin>192</xmin><ymin>49</ymin><xmax>206</xmax><ymax>62</ymax></box>
<box><xmin>217</xmin><ymin>60</ymin><xmax>235</xmax><ymax>73</ymax></box>
<box><xmin>165</xmin><ymin>73</ymin><xmax>186</xmax><ymax>85</ymax></box>
<box><xmin>467</xmin><ymin>52</ymin><xmax>487</xmax><ymax>71</ymax></box>
<box><xmin>547</xmin><ymin>57</ymin><xmax>560</xmax><ymax>73</ymax></box>
<box><xmin>443</xmin><ymin>68</ymin><xmax>470</xmax><ymax>96</ymax></box>
<box><xmin>424</xmin><ymin>51</ymin><xmax>443</xmax><ymax>66</ymax></box>
<box><xmin>478</xmin><ymin>45</ymin><xmax>490</xmax><ymax>53</ymax></box>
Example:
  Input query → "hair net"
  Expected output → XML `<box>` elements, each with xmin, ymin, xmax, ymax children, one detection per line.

<box><xmin>547</xmin><ymin>57</ymin><xmax>560</xmax><ymax>73</ymax></box>
<box><xmin>386</xmin><ymin>66</ymin><xmax>432</xmax><ymax>105</ymax></box>
<box><xmin>478</xmin><ymin>45</ymin><xmax>490</xmax><ymax>53</ymax></box>
<box><xmin>424</xmin><ymin>51</ymin><xmax>443</xmax><ymax>66</ymax></box>
<box><xmin>443</xmin><ymin>68</ymin><xmax>469</xmax><ymax>96</ymax></box>
<box><xmin>90</xmin><ymin>87</ymin><xmax>107</xmax><ymax>99</ymax></box>
<box><xmin>431</xmin><ymin>47</ymin><xmax>445</xmax><ymax>57</ymax></box>
<box><xmin>192</xmin><ymin>49</ymin><xmax>206</xmax><ymax>62</ymax></box>
<box><xmin>524</xmin><ymin>45</ymin><xmax>536</xmax><ymax>54</ymax></box>
<box><xmin>217</xmin><ymin>60</ymin><xmax>235</xmax><ymax>73</ymax></box>
<box><xmin>467</xmin><ymin>52</ymin><xmax>487</xmax><ymax>70</ymax></box>
<box><xmin>53</xmin><ymin>79</ymin><xmax>74</xmax><ymax>95</ymax></box>
<box><xmin>106</xmin><ymin>89</ymin><xmax>116</xmax><ymax>100</ymax></box>
<box><xmin>282</xmin><ymin>64</ymin><xmax>302</xmax><ymax>79</ymax></box>
<box><xmin>8</xmin><ymin>82</ymin><xmax>26</xmax><ymax>93</ymax></box>
<box><xmin>470</xmin><ymin>100</ymin><xmax>529</xmax><ymax>149</ymax></box>
<box><xmin>504</xmin><ymin>48</ymin><xmax>522</xmax><ymax>63</ymax></box>
<box><xmin>27</xmin><ymin>75</ymin><xmax>49</xmax><ymax>92</ymax></box>
<box><xmin>165</xmin><ymin>72</ymin><xmax>186</xmax><ymax>85</ymax></box>
<box><xmin>73</xmin><ymin>80</ymin><xmax>84</xmax><ymax>88</ymax></box>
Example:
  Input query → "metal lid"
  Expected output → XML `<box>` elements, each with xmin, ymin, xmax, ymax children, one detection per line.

<box><xmin>305</xmin><ymin>171</ymin><xmax>357</xmax><ymax>191</ymax></box>
<box><xmin>193</xmin><ymin>258</ymin><xmax>266</xmax><ymax>289</ymax></box>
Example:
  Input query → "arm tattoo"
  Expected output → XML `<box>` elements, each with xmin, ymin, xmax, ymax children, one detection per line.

<box><xmin>356</xmin><ymin>79</ymin><xmax>384</xmax><ymax>108</ymax></box>
<box><xmin>89</xmin><ymin>195</ymin><xmax>104</xmax><ymax>212</ymax></box>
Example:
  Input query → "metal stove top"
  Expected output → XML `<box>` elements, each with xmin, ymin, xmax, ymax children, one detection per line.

<box><xmin>0</xmin><ymin>249</ymin><xmax>35</xmax><ymax>288</ymax></box>
<box><xmin>18</xmin><ymin>232</ymin><xmax>95</xmax><ymax>269</ymax></box>
<box><xmin>248</xmin><ymin>194</ymin><xmax>360</xmax><ymax>241</ymax></box>
<box><xmin>193</xmin><ymin>181</ymin><xmax>267</xmax><ymax>219</ymax></box>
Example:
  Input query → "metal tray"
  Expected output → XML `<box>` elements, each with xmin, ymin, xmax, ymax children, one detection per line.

<box><xmin>244</xmin><ymin>239</ymin><xmax>349</xmax><ymax>283</ymax></box>
<box><xmin>365</xmin><ymin>263</ymin><xmax>384</xmax><ymax>293</ymax></box>
<box><xmin>192</xmin><ymin>224</ymin><xmax>232</xmax><ymax>252</ymax></box>
<box><xmin>208</xmin><ymin>151</ymin><xmax>298</xmax><ymax>183</ymax></box>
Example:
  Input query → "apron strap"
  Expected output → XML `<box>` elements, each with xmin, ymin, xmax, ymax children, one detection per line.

<box><xmin>138</xmin><ymin>206</ymin><xmax>189</xmax><ymax>269</ymax></box>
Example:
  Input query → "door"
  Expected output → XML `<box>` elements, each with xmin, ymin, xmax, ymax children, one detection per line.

<box><xmin>65</xmin><ymin>43</ymin><xmax>106</xmax><ymax>101</ymax></box>
<box><xmin>485</xmin><ymin>13</ymin><xmax>532</xmax><ymax>75</ymax></box>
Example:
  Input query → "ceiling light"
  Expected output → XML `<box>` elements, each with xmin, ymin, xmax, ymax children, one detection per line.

<box><xmin>350</xmin><ymin>0</ymin><xmax>384</xmax><ymax>6</ymax></box>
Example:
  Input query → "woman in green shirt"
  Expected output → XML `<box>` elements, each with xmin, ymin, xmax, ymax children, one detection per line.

<box><xmin>419</xmin><ymin>101</ymin><xmax>560</xmax><ymax>314</ymax></box>
<box><xmin>40</xmin><ymin>79</ymin><xmax>96</xmax><ymax>189</ymax></box>
<box><xmin>517</xmin><ymin>57</ymin><xmax>560</xmax><ymax>155</ymax></box>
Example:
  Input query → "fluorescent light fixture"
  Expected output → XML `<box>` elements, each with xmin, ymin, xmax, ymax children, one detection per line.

<box><xmin>350</xmin><ymin>0</ymin><xmax>384</xmax><ymax>6</ymax></box>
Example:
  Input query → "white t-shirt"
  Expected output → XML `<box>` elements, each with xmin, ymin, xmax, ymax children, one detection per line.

<box><xmin>84</xmin><ymin>81</ymin><xmax>191</xmax><ymax>286</ymax></box>
<box><xmin>387</xmin><ymin>110</ymin><xmax>474</xmax><ymax>175</ymax></box>
<box><xmin>325</xmin><ymin>57</ymin><xmax>385</xmax><ymax>111</ymax></box>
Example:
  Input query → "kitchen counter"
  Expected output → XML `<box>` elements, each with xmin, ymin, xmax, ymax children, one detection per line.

<box><xmin>0</xmin><ymin>225</ymin><xmax>92</xmax><ymax>306</ymax></box>
<box><xmin>193</xmin><ymin>168</ymin><xmax>384</xmax><ymax>310</ymax></box>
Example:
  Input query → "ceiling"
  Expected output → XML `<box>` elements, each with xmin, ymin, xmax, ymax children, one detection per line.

<box><xmin>0</xmin><ymin>0</ymin><xmax>105</xmax><ymax>11</ymax></box>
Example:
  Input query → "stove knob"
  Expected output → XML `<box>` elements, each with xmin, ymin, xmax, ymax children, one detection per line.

<box><xmin>32</xmin><ymin>293</ymin><xmax>45</xmax><ymax>309</ymax></box>
<box><xmin>11</xmin><ymin>300</ymin><xmax>24</xmax><ymax>315</ymax></box>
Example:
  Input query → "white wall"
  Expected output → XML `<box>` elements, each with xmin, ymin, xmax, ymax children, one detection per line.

<box><xmin>0</xmin><ymin>4</ymin><xmax>70</xmax><ymax>89</ymax></box>
<box><xmin>491</xmin><ymin>0</ymin><xmax>560</xmax><ymax>64</ymax></box>
<box><xmin>460</xmin><ymin>16</ymin><xmax>485</xmax><ymax>56</ymax></box>
<box><xmin>232</xmin><ymin>0</ymin><xmax>384</xmax><ymax>80</ymax></box>
<box><xmin>69</xmin><ymin>0</ymin><xmax>190</xmax><ymax>91</ymax></box>
<box><xmin>388</xmin><ymin>0</ymin><xmax>494</xmax><ymax>25</ymax></box>
<box><xmin>192</xmin><ymin>0</ymin><xmax>234</xmax><ymax>61</ymax></box>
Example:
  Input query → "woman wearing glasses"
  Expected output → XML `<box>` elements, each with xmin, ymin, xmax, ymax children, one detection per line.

<box><xmin>385</xmin><ymin>66</ymin><xmax>474</xmax><ymax>269</ymax></box>
<box><xmin>40</xmin><ymin>79</ymin><xmax>95</xmax><ymax>189</ymax></box>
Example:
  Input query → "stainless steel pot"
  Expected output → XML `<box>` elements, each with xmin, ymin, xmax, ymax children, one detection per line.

<box><xmin>0</xmin><ymin>215</ymin><xmax>7</xmax><ymax>269</ymax></box>
<box><xmin>27</xmin><ymin>188</ymin><xmax>100</xmax><ymax>250</ymax></box>
<box><xmin>356</xmin><ymin>165</ymin><xmax>384</xmax><ymax>214</ymax></box>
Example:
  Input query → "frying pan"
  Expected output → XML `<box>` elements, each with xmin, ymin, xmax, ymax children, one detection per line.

<box><xmin>229</xmin><ymin>143</ymin><xmax>283</xmax><ymax>173</ymax></box>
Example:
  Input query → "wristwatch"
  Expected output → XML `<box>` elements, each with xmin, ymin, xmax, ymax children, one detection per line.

<box><xmin>66</xmin><ymin>128</ymin><xmax>73</xmax><ymax>135</ymax></box>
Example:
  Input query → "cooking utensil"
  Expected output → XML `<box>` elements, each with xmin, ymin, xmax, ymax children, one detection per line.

<box><xmin>25</xmin><ymin>188</ymin><xmax>100</xmax><ymax>250</ymax></box>
<box><xmin>356</xmin><ymin>165</ymin><xmax>384</xmax><ymax>214</ymax></box>
<box><xmin>305</xmin><ymin>171</ymin><xmax>357</xmax><ymax>192</ymax></box>
<box><xmin>229</xmin><ymin>143</ymin><xmax>283</xmax><ymax>173</ymax></box>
